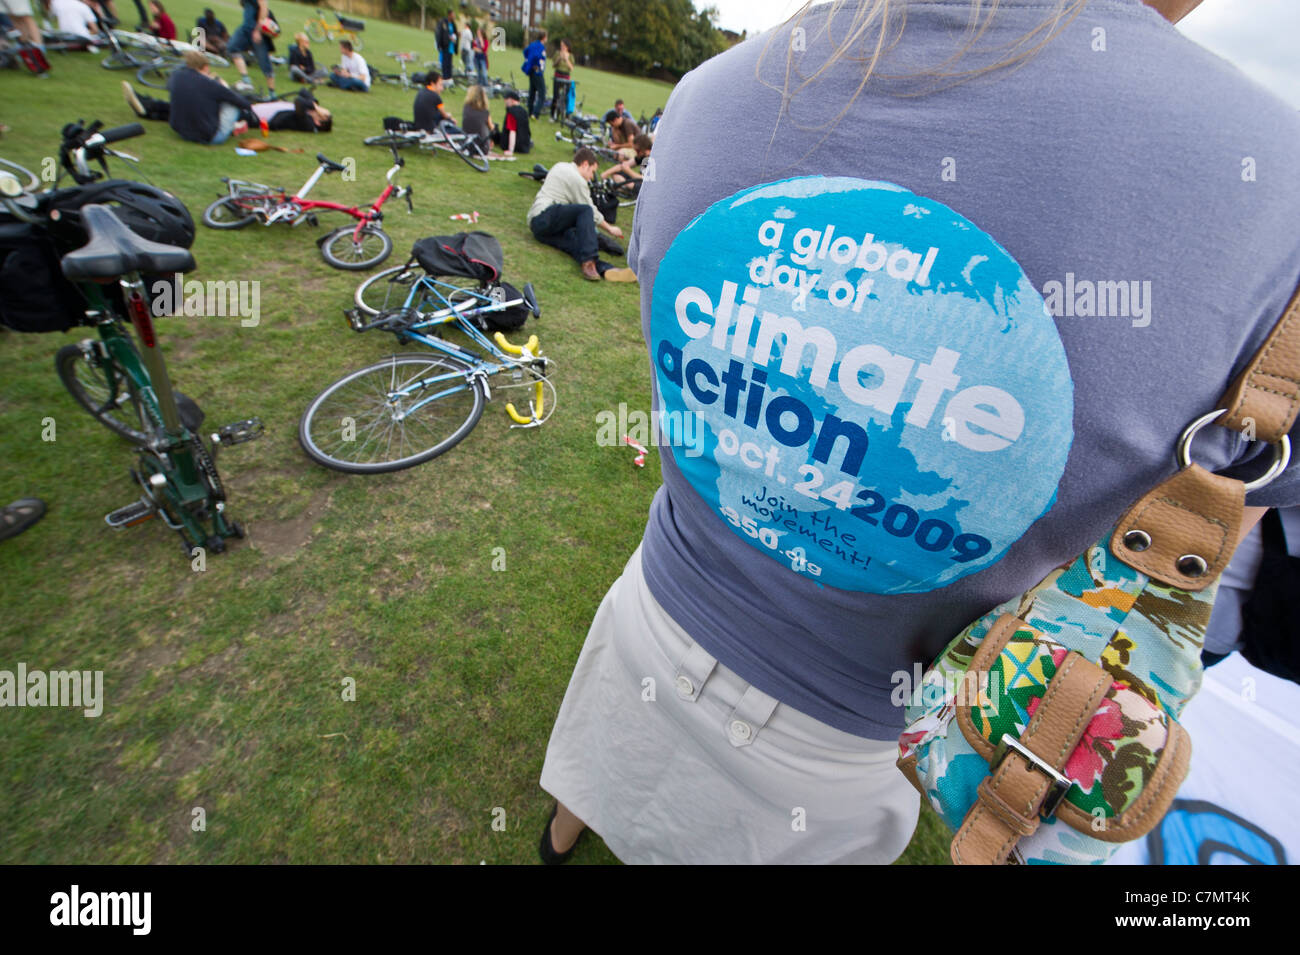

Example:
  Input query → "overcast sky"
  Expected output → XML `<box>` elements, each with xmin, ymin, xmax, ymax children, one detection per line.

<box><xmin>706</xmin><ymin>0</ymin><xmax>1300</xmax><ymax>108</ymax></box>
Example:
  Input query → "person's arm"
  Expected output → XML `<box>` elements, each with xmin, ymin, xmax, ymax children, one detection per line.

<box><xmin>212</xmin><ymin>78</ymin><xmax>253</xmax><ymax>111</ymax></box>
<box><xmin>251</xmin><ymin>0</ymin><xmax>267</xmax><ymax>42</ymax></box>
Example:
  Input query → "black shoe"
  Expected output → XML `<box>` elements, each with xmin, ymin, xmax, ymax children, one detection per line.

<box><xmin>0</xmin><ymin>498</ymin><xmax>46</xmax><ymax>541</ymax></box>
<box><xmin>597</xmin><ymin>232</ymin><xmax>624</xmax><ymax>257</ymax></box>
<box><xmin>539</xmin><ymin>804</ymin><xmax>583</xmax><ymax>865</ymax></box>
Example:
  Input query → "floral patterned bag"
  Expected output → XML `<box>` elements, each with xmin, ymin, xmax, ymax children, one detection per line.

<box><xmin>897</xmin><ymin>286</ymin><xmax>1300</xmax><ymax>865</ymax></box>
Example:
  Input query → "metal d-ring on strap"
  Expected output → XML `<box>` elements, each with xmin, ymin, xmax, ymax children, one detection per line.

<box><xmin>1177</xmin><ymin>408</ymin><xmax>1292</xmax><ymax>492</ymax></box>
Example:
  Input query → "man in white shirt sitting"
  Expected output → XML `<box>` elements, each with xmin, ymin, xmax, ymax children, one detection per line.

<box><xmin>526</xmin><ymin>148</ymin><xmax>634</xmax><ymax>283</ymax></box>
<box><xmin>51</xmin><ymin>0</ymin><xmax>101</xmax><ymax>42</ymax></box>
<box><xmin>328</xmin><ymin>39</ymin><xmax>369</xmax><ymax>91</ymax></box>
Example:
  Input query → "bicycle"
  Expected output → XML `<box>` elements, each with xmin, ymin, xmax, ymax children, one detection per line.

<box><xmin>201</xmin><ymin>146</ymin><xmax>413</xmax><ymax>270</ymax></box>
<box><xmin>371</xmin><ymin>50</ymin><xmax>420</xmax><ymax>90</ymax></box>
<box><xmin>303</xmin><ymin>7</ymin><xmax>364</xmax><ymax>51</ymax></box>
<box><xmin>300</xmin><ymin>237</ymin><xmax>551</xmax><ymax>473</ymax></box>
<box><xmin>362</xmin><ymin>117</ymin><xmax>490</xmax><ymax>174</ymax></box>
<box><xmin>0</xmin><ymin>122</ymin><xmax>262</xmax><ymax>558</ymax></box>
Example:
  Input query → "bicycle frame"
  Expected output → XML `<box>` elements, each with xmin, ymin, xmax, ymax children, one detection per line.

<box><xmin>351</xmin><ymin>275</ymin><xmax>550</xmax><ymax>427</ymax></box>
<box><xmin>224</xmin><ymin>153</ymin><xmax>406</xmax><ymax>230</ymax></box>
<box><xmin>0</xmin><ymin>125</ymin><xmax>262</xmax><ymax>556</ymax></box>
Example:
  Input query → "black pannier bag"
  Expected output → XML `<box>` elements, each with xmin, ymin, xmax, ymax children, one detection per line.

<box><xmin>0</xmin><ymin>221</ymin><xmax>89</xmax><ymax>333</ymax></box>
<box><xmin>410</xmin><ymin>232</ymin><xmax>529</xmax><ymax>332</ymax></box>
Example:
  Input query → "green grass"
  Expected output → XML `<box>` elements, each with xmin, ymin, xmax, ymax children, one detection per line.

<box><xmin>0</xmin><ymin>0</ymin><xmax>949</xmax><ymax>864</ymax></box>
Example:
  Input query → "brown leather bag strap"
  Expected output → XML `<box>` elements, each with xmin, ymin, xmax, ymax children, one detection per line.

<box><xmin>951</xmin><ymin>651</ymin><xmax>1111</xmax><ymax>865</ymax></box>
<box><xmin>1219</xmin><ymin>281</ymin><xmax>1300</xmax><ymax>443</ymax></box>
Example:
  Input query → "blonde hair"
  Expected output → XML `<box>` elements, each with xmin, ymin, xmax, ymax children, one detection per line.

<box><xmin>760</xmin><ymin>0</ymin><xmax>1086</xmax><ymax>129</ymax></box>
<box><xmin>183</xmin><ymin>50</ymin><xmax>207</xmax><ymax>71</ymax></box>
<box><xmin>465</xmin><ymin>84</ymin><xmax>489</xmax><ymax>111</ymax></box>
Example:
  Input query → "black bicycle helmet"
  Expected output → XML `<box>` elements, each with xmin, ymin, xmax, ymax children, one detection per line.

<box><xmin>45</xmin><ymin>179</ymin><xmax>196</xmax><ymax>251</ymax></box>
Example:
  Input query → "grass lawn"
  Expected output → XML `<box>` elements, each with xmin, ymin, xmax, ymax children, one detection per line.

<box><xmin>0</xmin><ymin>0</ymin><xmax>949</xmax><ymax>864</ymax></box>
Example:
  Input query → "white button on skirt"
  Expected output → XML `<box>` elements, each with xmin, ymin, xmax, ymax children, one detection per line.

<box><xmin>540</xmin><ymin>545</ymin><xmax>920</xmax><ymax>864</ymax></box>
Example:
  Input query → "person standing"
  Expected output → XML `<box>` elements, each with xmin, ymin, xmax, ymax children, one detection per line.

<box><xmin>536</xmin><ymin>0</ymin><xmax>1300</xmax><ymax>867</ymax></box>
<box><xmin>472</xmin><ymin>23</ymin><xmax>489</xmax><ymax>87</ymax></box>
<box><xmin>459</xmin><ymin>20</ymin><xmax>473</xmax><ymax>77</ymax></box>
<box><xmin>550</xmin><ymin>37</ymin><xmax>574</xmax><ymax>122</ymax></box>
<box><xmin>522</xmin><ymin>29</ymin><xmax>547</xmax><ymax>119</ymax></box>
<box><xmin>227</xmin><ymin>0</ymin><xmax>274</xmax><ymax>95</ymax></box>
<box><xmin>436</xmin><ymin>11</ymin><xmax>456</xmax><ymax>85</ymax></box>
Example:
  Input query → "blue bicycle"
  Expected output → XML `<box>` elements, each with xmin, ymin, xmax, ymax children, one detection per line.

<box><xmin>298</xmin><ymin>236</ymin><xmax>551</xmax><ymax>473</ymax></box>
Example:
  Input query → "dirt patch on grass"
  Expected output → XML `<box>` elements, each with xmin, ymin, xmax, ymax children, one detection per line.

<box><xmin>250</xmin><ymin>485</ymin><xmax>333</xmax><ymax>559</ymax></box>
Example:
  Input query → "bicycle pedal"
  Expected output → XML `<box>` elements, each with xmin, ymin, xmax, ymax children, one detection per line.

<box><xmin>105</xmin><ymin>499</ymin><xmax>156</xmax><ymax>530</ymax></box>
<box><xmin>215</xmin><ymin>417</ymin><xmax>265</xmax><ymax>446</ymax></box>
<box><xmin>345</xmin><ymin>307</ymin><xmax>367</xmax><ymax>331</ymax></box>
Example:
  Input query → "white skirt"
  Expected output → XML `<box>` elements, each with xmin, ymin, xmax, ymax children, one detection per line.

<box><xmin>540</xmin><ymin>545</ymin><xmax>920</xmax><ymax>864</ymax></box>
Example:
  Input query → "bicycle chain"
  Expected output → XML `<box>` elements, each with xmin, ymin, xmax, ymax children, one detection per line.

<box><xmin>191</xmin><ymin>436</ymin><xmax>226</xmax><ymax>503</ymax></box>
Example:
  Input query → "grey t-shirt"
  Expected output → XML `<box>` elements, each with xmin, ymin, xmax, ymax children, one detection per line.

<box><xmin>629</xmin><ymin>0</ymin><xmax>1300</xmax><ymax>739</ymax></box>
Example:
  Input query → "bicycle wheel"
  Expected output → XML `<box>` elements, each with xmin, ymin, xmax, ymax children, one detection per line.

<box><xmin>136</xmin><ymin>58</ymin><xmax>178</xmax><ymax>89</ymax></box>
<box><xmin>101</xmin><ymin>49</ymin><xmax>155</xmax><ymax>69</ymax></box>
<box><xmin>299</xmin><ymin>354</ymin><xmax>485</xmax><ymax>473</ymax></box>
<box><xmin>202</xmin><ymin>195</ymin><xmax>259</xmax><ymax>229</ymax></box>
<box><xmin>320</xmin><ymin>225</ymin><xmax>392</xmax><ymax>270</ymax></box>
<box><xmin>448</xmin><ymin>133</ymin><xmax>490</xmax><ymax>173</ymax></box>
<box><xmin>354</xmin><ymin>263</ymin><xmax>423</xmax><ymax>317</ymax></box>
<box><xmin>362</xmin><ymin>133</ymin><xmax>415</xmax><ymax>149</ymax></box>
<box><xmin>305</xmin><ymin>20</ymin><xmax>327</xmax><ymax>43</ymax></box>
<box><xmin>56</xmin><ymin>342</ymin><xmax>150</xmax><ymax>445</ymax></box>
<box><xmin>0</xmin><ymin>157</ymin><xmax>40</xmax><ymax>193</ymax></box>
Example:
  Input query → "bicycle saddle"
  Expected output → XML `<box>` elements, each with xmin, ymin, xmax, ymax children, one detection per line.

<box><xmin>61</xmin><ymin>204</ymin><xmax>195</xmax><ymax>280</ymax></box>
<box><xmin>317</xmin><ymin>154</ymin><xmax>348</xmax><ymax>172</ymax></box>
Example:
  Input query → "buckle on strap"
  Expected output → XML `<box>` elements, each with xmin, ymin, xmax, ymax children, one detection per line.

<box><xmin>990</xmin><ymin>735</ymin><xmax>1074</xmax><ymax>819</ymax></box>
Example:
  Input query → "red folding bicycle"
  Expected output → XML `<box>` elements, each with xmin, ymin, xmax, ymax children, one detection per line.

<box><xmin>201</xmin><ymin>146</ymin><xmax>413</xmax><ymax>270</ymax></box>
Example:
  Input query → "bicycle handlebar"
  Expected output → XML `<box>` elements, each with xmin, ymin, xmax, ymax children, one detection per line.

<box><xmin>91</xmin><ymin>123</ymin><xmax>145</xmax><ymax>147</ymax></box>
<box><xmin>493</xmin><ymin>332</ymin><xmax>539</xmax><ymax>357</ymax></box>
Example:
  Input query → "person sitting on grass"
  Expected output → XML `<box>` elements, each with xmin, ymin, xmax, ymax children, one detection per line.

<box><xmin>491</xmin><ymin>88</ymin><xmax>531</xmax><ymax>157</ymax></box>
<box><xmin>121</xmin><ymin>51</ymin><xmax>253</xmax><ymax>144</ymax></box>
<box><xmin>51</xmin><ymin>0</ymin><xmax>101</xmax><ymax>45</ymax></box>
<box><xmin>287</xmin><ymin>33</ymin><xmax>326</xmax><ymax>84</ymax></box>
<box><xmin>329</xmin><ymin>39</ymin><xmax>369</xmax><ymax>92</ymax></box>
<box><xmin>412</xmin><ymin>70</ymin><xmax>453</xmax><ymax>132</ymax></box>
<box><xmin>601</xmin><ymin>132</ymin><xmax>652</xmax><ymax>198</ymax></box>
<box><xmin>607</xmin><ymin>112</ymin><xmax>644</xmax><ymax>161</ymax></box>
<box><xmin>148</xmin><ymin>0</ymin><xmax>175</xmax><ymax>39</ymax></box>
<box><xmin>526</xmin><ymin>147</ymin><xmax>634</xmax><ymax>284</ymax></box>
<box><xmin>194</xmin><ymin>8</ymin><xmax>228</xmax><ymax>55</ymax></box>
<box><xmin>461</xmin><ymin>83</ymin><xmax>495</xmax><ymax>154</ymax></box>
